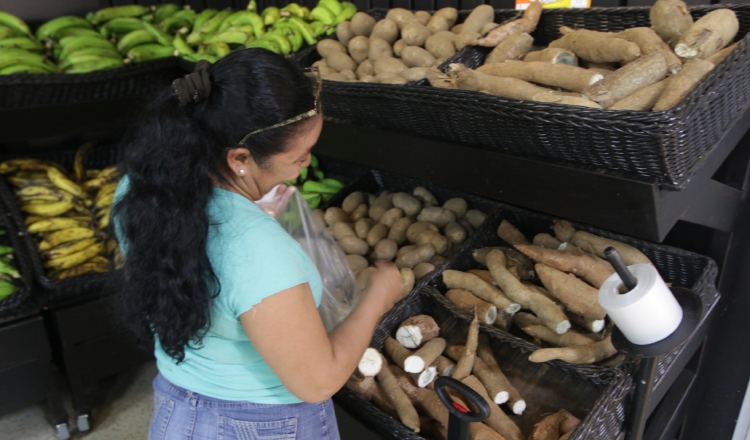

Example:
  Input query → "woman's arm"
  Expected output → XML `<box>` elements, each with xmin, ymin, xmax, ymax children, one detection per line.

<box><xmin>240</xmin><ymin>261</ymin><xmax>402</xmax><ymax>403</ymax></box>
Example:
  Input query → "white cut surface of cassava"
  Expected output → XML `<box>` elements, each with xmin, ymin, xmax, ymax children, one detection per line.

<box><xmin>404</xmin><ymin>356</ymin><xmax>426</xmax><ymax>373</ymax></box>
<box><xmin>495</xmin><ymin>391</ymin><xmax>510</xmax><ymax>405</ymax></box>
<box><xmin>396</xmin><ymin>325</ymin><xmax>427</xmax><ymax>349</ymax></box>
<box><xmin>418</xmin><ymin>366</ymin><xmax>437</xmax><ymax>387</ymax></box>
<box><xmin>358</xmin><ymin>348</ymin><xmax>383</xmax><ymax>376</ymax></box>
<box><xmin>513</xmin><ymin>400</ymin><xmax>527</xmax><ymax>415</ymax></box>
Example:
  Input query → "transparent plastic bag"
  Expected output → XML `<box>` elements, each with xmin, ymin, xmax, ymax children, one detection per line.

<box><xmin>256</xmin><ymin>185</ymin><xmax>361</xmax><ymax>332</ymax></box>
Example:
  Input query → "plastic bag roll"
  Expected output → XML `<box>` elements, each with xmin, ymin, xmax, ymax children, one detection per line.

<box><xmin>598</xmin><ymin>264</ymin><xmax>682</xmax><ymax>345</ymax></box>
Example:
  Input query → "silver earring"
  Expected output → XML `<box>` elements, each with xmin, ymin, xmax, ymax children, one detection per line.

<box><xmin>238</xmin><ymin>168</ymin><xmax>245</xmax><ymax>176</ymax></box>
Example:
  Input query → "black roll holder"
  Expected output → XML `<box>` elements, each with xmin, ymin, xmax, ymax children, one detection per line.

<box><xmin>434</xmin><ymin>376</ymin><xmax>492</xmax><ymax>440</ymax></box>
<box><xmin>604</xmin><ymin>248</ymin><xmax>703</xmax><ymax>440</ymax></box>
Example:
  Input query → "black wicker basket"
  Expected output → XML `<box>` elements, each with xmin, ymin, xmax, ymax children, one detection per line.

<box><xmin>335</xmin><ymin>286</ymin><xmax>635</xmax><ymax>440</ymax></box>
<box><xmin>0</xmin><ymin>214</ymin><xmax>38</xmax><ymax>324</ymax></box>
<box><xmin>0</xmin><ymin>141</ymin><xmax>125</xmax><ymax>306</ymax></box>
<box><xmin>0</xmin><ymin>57</ymin><xmax>183</xmax><ymax>110</ymax></box>
<box><xmin>320</xmin><ymin>168</ymin><xmax>498</xmax><ymax>295</ymax></box>
<box><xmin>425</xmin><ymin>202</ymin><xmax>719</xmax><ymax>393</ymax></box>
<box><xmin>314</xmin><ymin>5</ymin><xmax>750</xmax><ymax>190</ymax></box>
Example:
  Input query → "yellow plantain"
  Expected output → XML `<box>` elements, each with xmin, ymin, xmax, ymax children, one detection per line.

<box><xmin>47</xmin><ymin>167</ymin><xmax>85</xmax><ymax>198</ymax></box>
<box><xmin>7</xmin><ymin>177</ymin><xmax>54</xmax><ymax>188</ymax></box>
<box><xmin>73</xmin><ymin>142</ymin><xmax>93</xmax><ymax>182</ymax></box>
<box><xmin>38</xmin><ymin>227</ymin><xmax>97</xmax><ymax>250</ymax></box>
<box><xmin>43</xmin><ymin>237</ymin><xmax>99</xmax><ymax>260</ymax></box>
<box><xmin>114</xmin><ymin>249</ymin><xmax>125</xmax><ymax>269</ymax></box>
<box><xmin>21</xmin><ymin>200</ymin><xmax>74</xmax><ymax>216</ymax></box>
<box><xmin>16</xmin><ymin>185</ymin><xmax>70</xmax><ymax>199</ymax></box>
<box><xmin>82</xmin><ymin>166</ymin><xmax>120</xmax><ymax>192</ymax></box>
<box><xmin>24</xmin><ymin>215</ymin><xmax>45</xmax><ymax>225</ymax></box>
<box><xmin>85</xmin><ymin>169</ymin><xmax>101</xmax><ymax>178</ymax></box>
<box><xmin>27</xmin><ymin>218</ymin><xmax>88</xmax><ymax>234</ymax></box>
<box><xmin>0</xmin><ymin>158</ymin><xmax>60</xmax><ymax>174</ymax></box>
<box><xmin>19</xmin><ymin>194</ymin><xmax>68</xmax><ymax>204</ymax></box>
<box><xmin>95</xmin><ymin>188</ymin><xmax>116</xmax><ymax>209</ymax></box>
<box><xmin>105</xmin><ymin>238</ymin><xmax>119</xmax><ymax>255</ymax></box>
<box><xmin>86</xmin><ymin>255</ymin><xmax>110</xmax><ymax>265</ymax></box>
<box><xmin>45</xmin><ymin>242</ymin><xmax>105</xmax><ymax>271</ymax></box>
<box><xmin>55</xmin><ymin>262</ymin><xmax>111</xmax><ymax>280</ymax></box>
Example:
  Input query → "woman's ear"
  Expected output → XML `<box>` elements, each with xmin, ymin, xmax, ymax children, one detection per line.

<box><xmin>226</xmin><ymin>148</ymin><xmax>253</xmax><ymax>176</ymax></box>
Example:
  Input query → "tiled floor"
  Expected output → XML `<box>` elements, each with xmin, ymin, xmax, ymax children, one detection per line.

<box><xmin>0</xmin><ymin>360</ymin><xmax>381</xmax><ymax>440</ymax></box>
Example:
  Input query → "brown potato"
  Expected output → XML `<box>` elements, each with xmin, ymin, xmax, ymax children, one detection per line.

<box><xmin>451</xmin><ymin>23</ymin><xmax>463</xmax><ymax>34</ymax></box>
<box><xmin>324</xmin><ymin>207</ymin><xmax>349</xmax><ymax>226</ymax></box>
<box><xmin>351</xmin><ymin>12</ymin><xmax>377</xmax><ymax>37</ymax></box>
<box><xmin>386</xmin><ymin>8</ymin><xmax>416</xmax><ymax>31</ymax></box>
<box><xmin>464</xmin><ymin>209</ymin><xmax>486</xmax><ymax>229</ymax></box>
<box><xmin>371</xmin><ymin>18</ymin><xmax>399</xmax><ymax>44</ymax></box>
<box><xmin>366</xmin><ymin>223</ymin><xmax>390</xmax><ymax>247</ymax></box>
<box><xmin>346</xmin><ymin>254</ymin><xmax>369</xmax><ymax>272</ymax></box>
<box><xmin>350</xmin><ymin>204</ymin><xmax>369</xmax><ymax>222</ymax></box>
<box><xmin>414</xmin><ymin>11</ymin><xmax>431</xmax><ymax>26</ymax></box>
<box><xmin>371</xmin><ymin>238</ymin><xmax>398</xmax><ymax>261</ymax></box>
<box><xmin>416</xmin><ymin>230</ymin><xmax>450</xmax><ymax>255</ymax></box>
<box><xmin>326</xmin><ymin>51</ymin><xmax>358</xmax><ymax>72</ymax></box>
<box><xmin>359</xmin><ymin>75</ymin><xmax>377</xmax><ymax>83</ymax></box>
<box><xmin>443</xmin><ymin>198</ymin><xmax>468</xmax><ymax>219</ymax></box>
<box><xmin>412</xmin><ymin>187</ymin><xmax>438</xmax><ymax>206</ymax></box>
<box><xmin>427</xmin><ymin>7</ymin><xmax>458</xmax><ymax>34</ymax></box>
<box><xmin>322</xmin><ymin>72</ymin><xmax>349</xmax><ymax>82</ymax></box>
<box><xmin>461</xmin><ymin>4</ymin><xmax>494</xmax><ymax>34</ymax></box>
<box><xmin>402</xmin><ymin>46</ymin><xmax>437</xmax><ymax>68</ymax></box>
<box><xmin>396</xmin><ymin>243</ymin><xmax>436</xmax><ymax>269</ymax></box>
<box><xmin>380</xmin><ymin>207</ymin><xmax>404</xmax><ymax>227</ymax></box>
<box><xmin>348</xmin><ymin>35</ymin><xmax>370</xmax><ymax>63</ymax></box>
<box><xmin>402</xmin><ymin>67</ymin><xmax>429</xmax><ymax>82</ymax></box>
<box><xmin>393</xmin><ymin>39</ymin><xmax>407</xmax><ymax>57</ymax></box>
<box><xmin>417</xmin><ymin>207</ymin><xmax>457</xmax><ymax>228</ymax></box>
<box><xmin>317</xmin><ymin>39</ymin><xmax>347</xmax><ymax>58</ymax></box>
<box><xmin>397</xmin><ymin>244</ymin><xmax>418</xmax><ymax>259</ymax></box>
<box><xmin>401</xmin><ymin>268</ymin><xmax>415</xmax><ymax>295</ymax></box>
<box><xmin>425</xmin><ymin>33</ymin><xmax>456</xmax><ymax>59</ymax></box>
<box><xmin>336</xmin><ymin>21</ymin><xmax>355</xmax><ymax>46</ymax></box>
<box><xmin>368</xmin><ymin>37</ymin><xmax>394</xmax><ymax>61</ymax></box>
<box><xmin>429</xmin><ymin>255</ymin><xmax>447</xmax><ymax>266</ymax></box>
<box><xmin>355</xmin><ymin>218</ymin><xmax>374</xmax><ymax>239</ymax></box>
<box><xmin>406</xmin><ymin>221</ymin><xmax>440</xmax><ymax>243</ymax></box>
<box><xmin>342</xmin><ymin>191</ymin><xmax>366</xmax><ymax>213</ymax></box>
<box><xmin>368</xmin><ymin>191</ymin><xmax>393</xmax><ymax>222</ymax></box>
<box><xmin>374</xmin><ymin>57</ymin><xmax>408</xmax><ymax>77</ymax></box>
<box><xmin>339</xmin><ymin>236</ymin><xmax>369</xmax><ymax>255</ymax></box>
<box><xmin>356</xmin><ymin>59</ymin><xmax>375</xmax><ymax>79</ymax></box>
<box><xmin>377</xmin><ymin>75</ymin><xmax>408</xmax><ymax>85</ymax></box>
<box><xmin>388</xmin><ymin>217</ymin><xmax>414</xmax><ymax>245</ymax></box>
<box><xmin>455</xmin><ymin>31</ymin><xmax>480</xmax><ymax>51</ymax></box>
<box><xmin>413</xmin><ymin>262</ymin><xmax>436</xmax><ymax>279</ymax></box>
<box><xmin>332</xmin><ymin>222</ymin><xmax>356</xmax><ymax>240</ymax></box>
<box><xmin>338</xmin><ymin>69</ymin><xmax>357</xmax><ymax>81</ymax></box>
<box><xmin>445</xmin><ymin>221</ymin><xmax>468</xmax><ymax>244</ymax></box>
<box><xmin>402</xmin><ymin>22</ymin><xmax>431</xmax><ymax>47</ymax></box>
<box><xmin>392</xmin><ymin>192</ymin><xmax>422</xmax><ymax>216</ymax></box>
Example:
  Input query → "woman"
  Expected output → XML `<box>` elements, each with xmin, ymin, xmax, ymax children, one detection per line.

<box><xmin>113</xmin><ymin>49</ymin><xmax>404</xmax><ymax>440</ymax></box>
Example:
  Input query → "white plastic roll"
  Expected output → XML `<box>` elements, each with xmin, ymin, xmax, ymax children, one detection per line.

<box><xmin>598</xmin><ymin>264</ymin><xmax>683</xmax><ymax>345</ymax></box>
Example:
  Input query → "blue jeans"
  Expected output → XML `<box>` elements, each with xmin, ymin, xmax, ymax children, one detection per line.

<box><xmin>149</xmin><ymin>374</ymin><xmax>340</xmax><ymax>440</ymax></box>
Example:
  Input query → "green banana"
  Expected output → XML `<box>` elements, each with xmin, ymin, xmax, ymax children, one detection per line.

<box><xmin>65</xmin><ymin>56</ymin><xmax>124</xmax><ymax>74</ymax></box>
<box><xmin>60</xmin><ymin>51</ymin><xmax>121</xmax><ymax>71</ymax></box>
<box><xmin>0</xmin><ymin>27</ymin><xmax>18</xmax><ymax>40</ymax></box>
<box><xmin>309</xmin><ymin>20</ymin><xmax>327</xmax><ymax>38</ymax></box>
<box><xmin>36</xmin><ymin>16</ymin><xmax>91</xmax><ymax>41</ymax></box>
<box><xmin>142</xmin><ymin>21</ymin><xmax>174</xmax><ymax>46</ymax></box>
<box><xmin>158</xmin><ymin>9</ymin><xmax>197</xmax><ymax>34</ymax></box>
<box><xmin>181</xmin><ymin>52</ymin><xmax>218</xmax><ymax>63</ymax></box>
<box><xmin>309</xmin><ymin>6</ymin><xmax>335</xmax><ymax>26</ymax></box>
<box><xmin>59</xmin><ymin>37</ymin><xmax>117</xmax><ymax>60</ymax></box>
<box><xmin>205</xmin><ymin>30</ymin><xmax>250</xmax><ymax>46</ymax></box>
<box><xmin>319</xmin><ymin>178</ymin><xmax>344</xmax><ymax>189</ymax></box>
<box><xmin>173</xmin><ymin>34</ymin><xmax>195</xmax><ymax>56</ymax></box>
<box><xmin>313</xmin><ymin>169</ymin><xmax>325</xmax><ymax>180</ymax></box>
<box><xmin>246</xmin><ymin>38</ymin><xmax>280</xmax><ymax>53</ymax></box>
<box><xmin>103</xmin><ymin>17</ymin><xmax>145</xmax><ymax>36</ymax></box>
<box><xmin>127</xmin><ymin>43</ymin><xmax>175</xmax><ymax>63</ymax></box>
<box><xmin>0</xmin><ymin>261</ymin><xmax>19</xmax><ymax>279</ymax></box>
<box><xmin>59</xmin><ymin>32</ymin><xmax>106</xmax><ymax>46</ymax></box>
<box><xmin>52</xmin><ymin>27</ymin><xmax>102</xmax><ymax>40</ymax></box>
<box><xmin>280</xmin><ymin>4</ymin><xmax>305</xmax><ymax>19</ymax></box>
<box><xmin>202</xmin><ymin>41</ymin><xmax>230</xmax><ymax>58</ymax></box>
<box><xmin>193</xmin><ymin>8</ymin><xmax>219</xmax><ymax>30</ymax></box>
<box><xmin>319</xmin><ymin>0</ymin><xmax>344</xmax><ymax>16</ymax></box>
<box><xmin>5</xmin><ymin>58</ymin><xmax>58</xmax><ymax>73</ymax></box>
<box><xmin>0</xmin><ymin>63</ymin><xmax>53</xmax><ymax>75</ymax></box>
<box><xmin>310</xmin><ymin>154</ymin><xmax>319</xmax><ymax>169</ymax></box>
<box><xmin>90</xmin><ymin>5</ymin><xmax>150</xmax><ymax>25</ymax></box>
<box><xmin>271</xmin><ymin>23</ymin><xmax>302</xmax><ymax>52</ymax></box>
<box><xmin>142</xmin><ymin>13</ymin><xmax>154</xmax><ymax>22</ymax></box>
<box><xmin>194</xmin><ymin>8</ymin><xmax>232</xmax><ymax>34</ymax></box>
<box><xmin>302</xmin><ymin>192</ymin><xmax>321</xmax><ymax>209</ymax></box>
<box><xmin>153</xmin><ymin>3</ymin><xmax>181</xmax><ymax>24</ymax></box>
<box><xmin>0</xmin><ymin>37</ymin><xmax>45</xmax><ymax>53</ymax></box>
<box><xmin>299</xmin><ymin>166</ymin><xmax>309</xmax><ymax>181</ymax></box>
<box><xmin>225</xmin><ymin>25</ymin><xmax>255</xmax><ymax>36</ymax></box>
<box><xmin>302</xmin><ymin>180</ymin><xmax>339</xmax><ymax>194</ymax></box>
<box><xmin>335</xmin><ymin>2</ymin><xmax>357</xmax><ymax>24</ymax></box>
<box><xmin>247</xmin><ymin>0</ymin><xmax>258</xmax><ymax>13</ymax></box>
<box><xmin>218</xmin><ymin>10</ymin><xmax>251</xmax><ymax>32</ymax></box>
<box><xmin>0</xmin><ymin>280</ymin><xmax>17</xmax><ymax>300</ymax></box>
<box><xmin>0</xmin><ymin>245</ymin><xmax>12</xmax><ymax>256</ymax></box>
<box><xmin>287</xmin><ymin>17</ymin><xmax>316</xmax><ymax>46</ymax></box>
<box><xmin>116</xmin><ymin>29</ymin><xmax>155</xmax><ymax>55</ymax></box>
<box><xmin>0</xmin><ymin>11</ymin><xmax>31</xmax><ymax>36</ymax></box>
<box><xmin>262</xmin><ymin>7</ymin><xmax>280</xmax><ymax>26</ymax></box>
<box><xmin>262</xmin><ymin>32</ymin><xmax>292</xmax><ymax>55</ymax></box>
<box><xmin>0</xmin><ymin>50</ymin><xmax>47</xmax><ymax>70</ymax></box>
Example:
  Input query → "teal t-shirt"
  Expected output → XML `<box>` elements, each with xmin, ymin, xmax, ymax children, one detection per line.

<box><xmin>114</xmin><ymin>176</ymin><xmax>323</xmax><ymax>403</ymax></box>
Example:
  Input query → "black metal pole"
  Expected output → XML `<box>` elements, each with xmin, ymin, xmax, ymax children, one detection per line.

<box><xmin>626</xmin><ymin>356</ymin><xmax>659</xmax><ymax>440</ymax></box>
<box><xmin>448</xmin><ymin>412</ymin><xmax>471</xmax><ymax>440</ymax></box>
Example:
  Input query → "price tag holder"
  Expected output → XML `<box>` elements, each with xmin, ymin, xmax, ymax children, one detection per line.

<box><xmin>515</xmin><ymin>0</ymin><xmax>591</xmax><ymax>10</ymax></box>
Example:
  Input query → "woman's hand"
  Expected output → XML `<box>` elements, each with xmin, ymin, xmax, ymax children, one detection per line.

<box><xmin>255</xmin><ymin>184</ymin><xmax>295</xmax><ymax>219</ymax></box>
<box><xmin>366</xmin><ymin>260</ymin><xmax>405</xmax><ymax>316</ymax></box>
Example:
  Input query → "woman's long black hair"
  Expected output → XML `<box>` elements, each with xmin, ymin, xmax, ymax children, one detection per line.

<box><xmin>112</xmin><ymin>49</ymin><xmax>316</xmax><ymax>363</ymax></box>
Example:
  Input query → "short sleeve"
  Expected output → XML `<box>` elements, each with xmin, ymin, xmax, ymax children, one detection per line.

<box><xmin>219</xmin><ymin>218</ymin><xmax>312</xmax><ymax>317</ymax></box>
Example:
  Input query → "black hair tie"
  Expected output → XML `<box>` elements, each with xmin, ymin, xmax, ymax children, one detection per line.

<box><xmin>173</xmin><ymin>60</ymin><xmax>212</xmax><ymax>106</ymax></box>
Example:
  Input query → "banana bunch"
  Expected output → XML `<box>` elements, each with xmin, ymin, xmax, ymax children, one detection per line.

<box><xmin>0</xmin><ymin>11</ymin><xmax>58</xmax><ymax>75</ymax></box>
<box><xmin>0</xmin><ymin>144</ymin><xmax>124</xmax><ymax>280</ymax></box>
<box><xmin>0</xmin><ymin>234</ymin><xmax>21</xmax><ymax>301</ymax></box>
<box><xmin>286</xmin><ymin>154</ymin><xmax>345</xmax><ymax>209</ymax></box>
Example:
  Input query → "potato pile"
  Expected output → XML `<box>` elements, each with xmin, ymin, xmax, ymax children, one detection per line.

<box><xmin>316</xmin><ymin>186</ymin><xmax>487</xmax><ymax>294</ymax></box>
<box><xmin>314</xmin><ymin>5</ymin><xmax>504</xmax><ymax>84</ymax></box>
<box><xmin>429</xmin><ymin>0</ymin><xmax>742</xmax><ymax>111</ymax></box>
<box><xmin>348</xmin><ymin>313</ymin><xmax>581</xmax><ymax>439</ymax></box>
<box><xmin>441</xmin><ymin>218</ymin><xmax>654</xmax><ymax>366</ymax></box>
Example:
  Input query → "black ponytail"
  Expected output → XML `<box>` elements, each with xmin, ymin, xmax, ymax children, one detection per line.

<box><xmin>113</xmin><ymin>49</ymin><xmax>315</xmax><ymax>362</ymax></box>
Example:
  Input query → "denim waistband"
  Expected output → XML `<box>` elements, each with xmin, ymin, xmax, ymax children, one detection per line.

<box><xmin>153</xmin><ymin>374</ymin><xmax>299</xmax><ymax>410</ymax></box>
